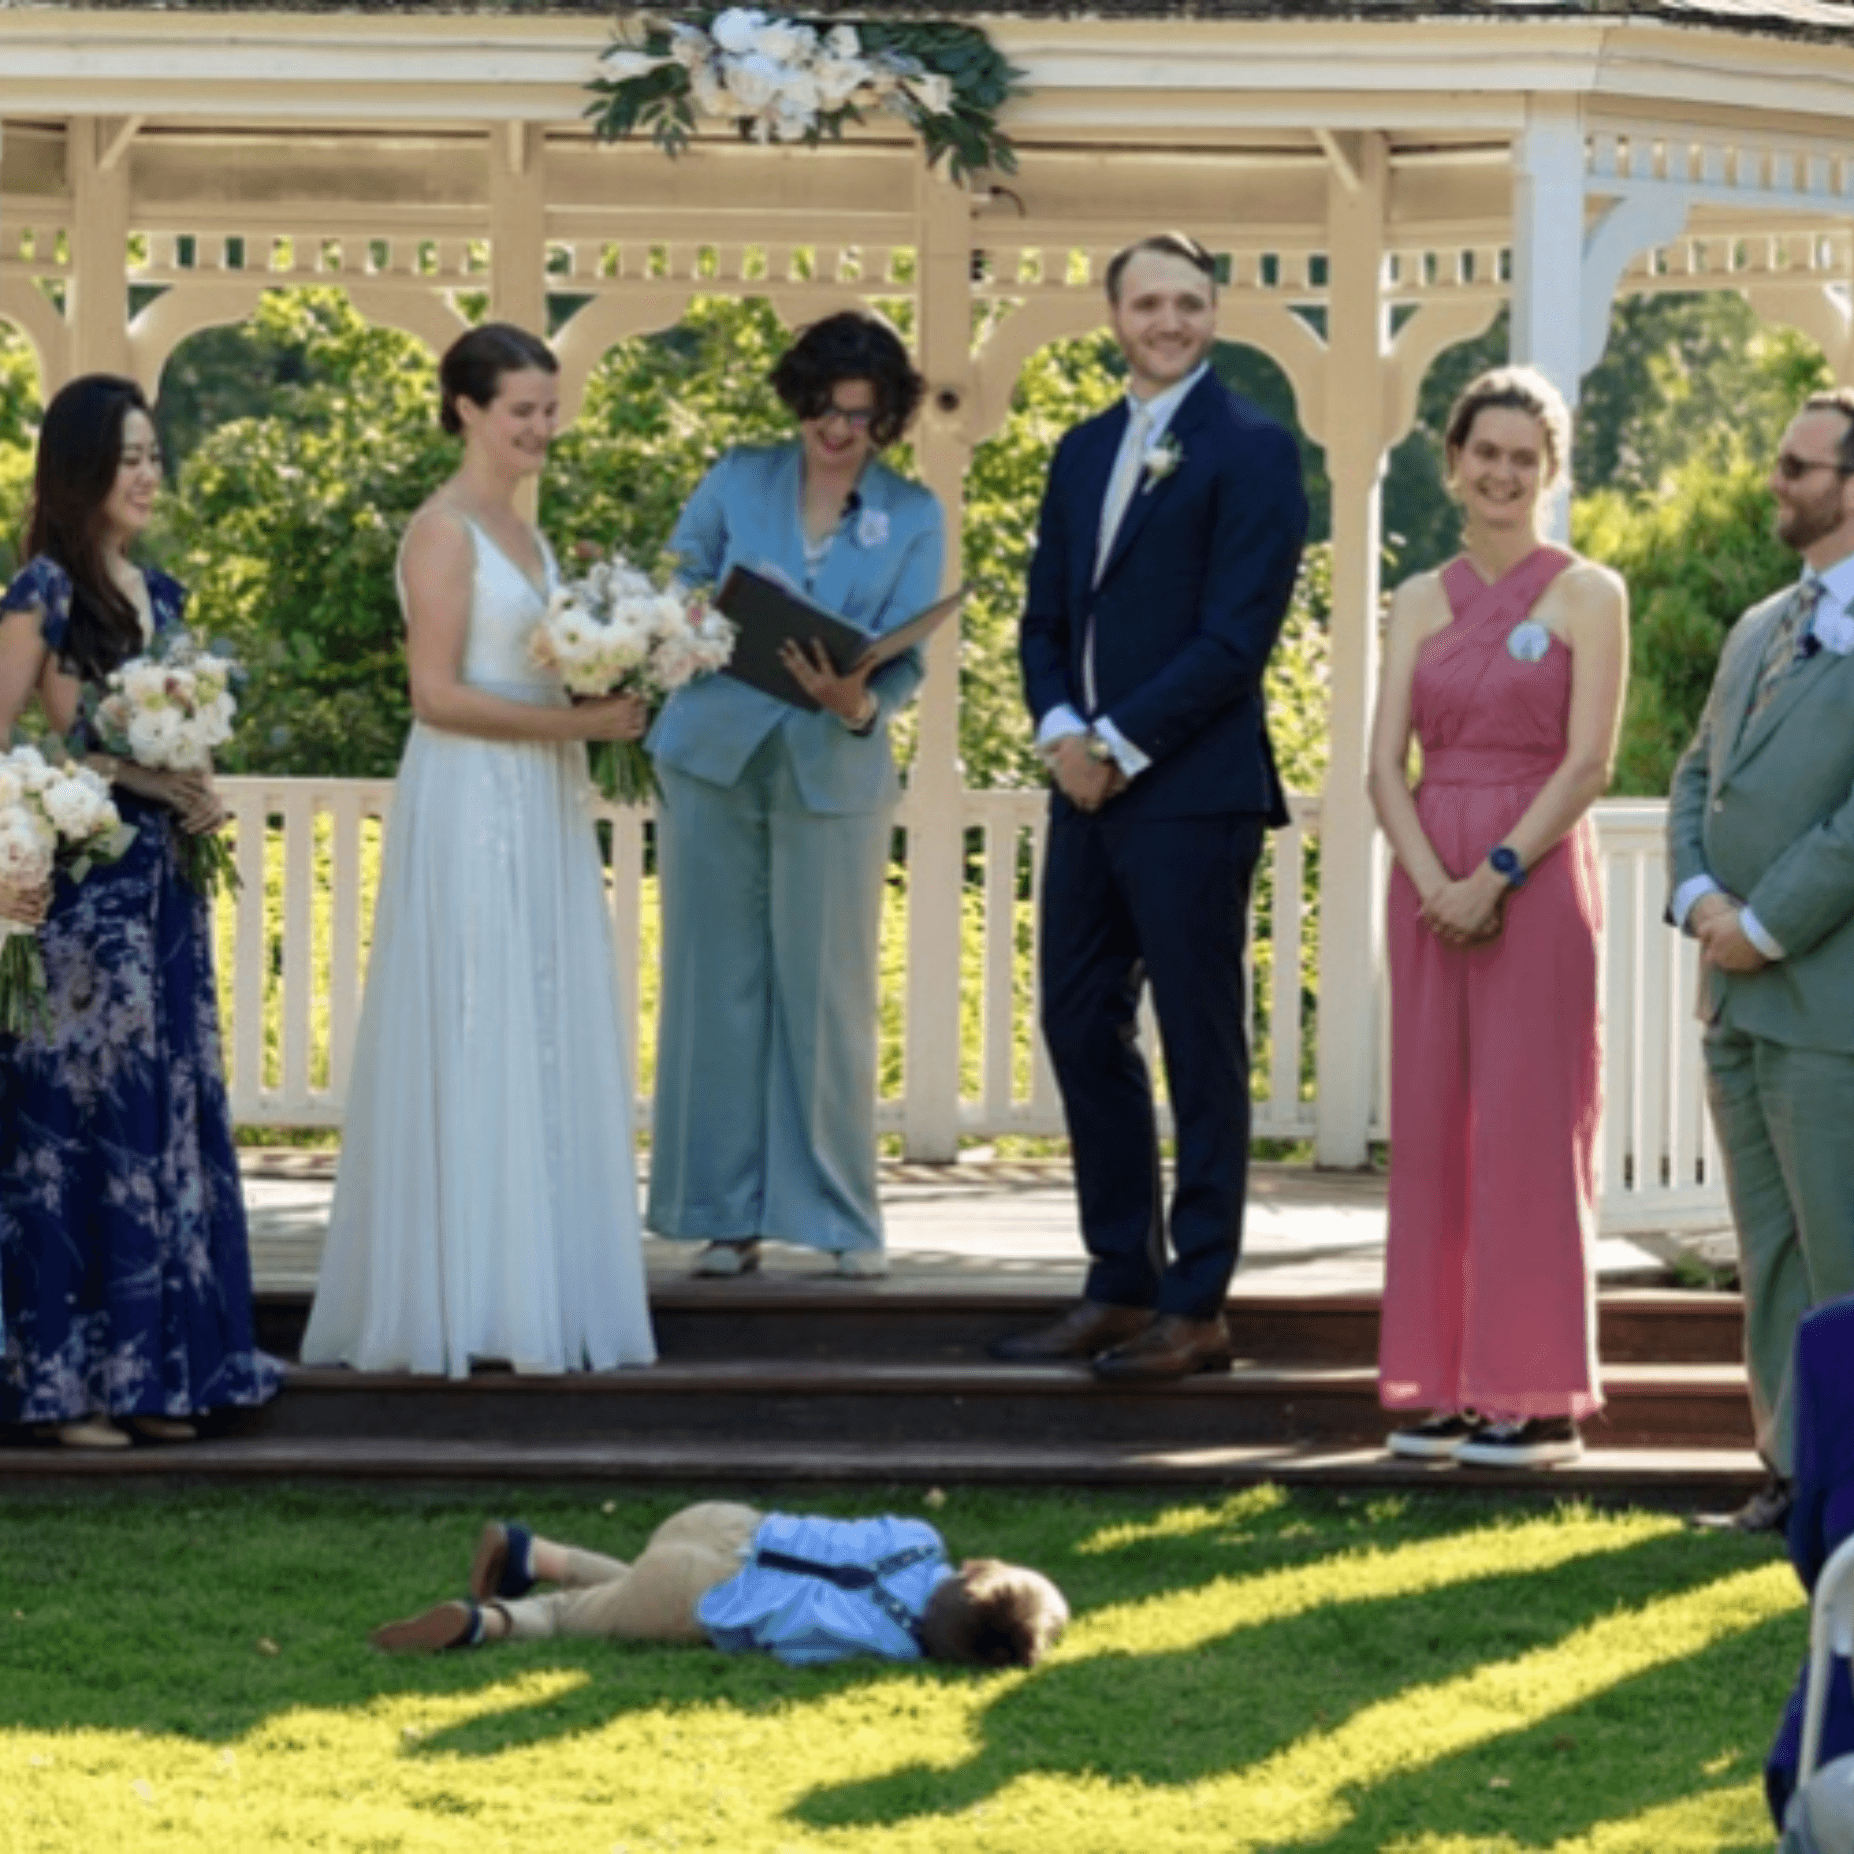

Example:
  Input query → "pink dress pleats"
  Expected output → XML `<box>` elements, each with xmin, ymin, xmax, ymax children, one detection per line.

<box><xmin>1378</xmin><ymin>546</ymin><xmax>1604</xmax><ymax>1422</ymax></box>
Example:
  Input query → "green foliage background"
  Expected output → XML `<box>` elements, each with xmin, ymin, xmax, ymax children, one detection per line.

<box><xmin>0</xmin><ymin>280</ymin><xmax>1832</xmax><ymax>797</ymax></box>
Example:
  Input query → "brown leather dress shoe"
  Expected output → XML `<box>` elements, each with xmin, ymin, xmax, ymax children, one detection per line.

<box><xmin>1091</xmin><ymin>1314</ymin><xmax>1234</xmax><ymax>1382</ymax></box>
<box><xmin>990</xmin><ymin>1300</ymin><xmax>1153</xmax><ymax>1363</ymax></box>
<box><xmin>371</xmin><ymin>1601</ymin><xmax>483</xmax><ymax>1654</ymax></box>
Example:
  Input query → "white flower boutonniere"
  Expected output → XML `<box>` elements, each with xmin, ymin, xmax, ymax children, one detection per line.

<box><xmin>1142</xmin><ymin>434</ymin><xmax>1184</xmax><ymax>493</ymax></box>
<box><xmin>856</xmin><ymin>506</ymin><xmax>890</xmax><ymax>549</ymax></box>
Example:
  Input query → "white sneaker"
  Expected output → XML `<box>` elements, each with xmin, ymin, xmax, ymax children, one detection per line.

<box><xmin>692</xmin><ymin>1240</ymin><xmax>760</xmax><ymax>1278</ymax></box>
<box><xmin>834</xmin><ymin>1250</ymin><xmax>888</xmax><ymax>1279</ymax></box>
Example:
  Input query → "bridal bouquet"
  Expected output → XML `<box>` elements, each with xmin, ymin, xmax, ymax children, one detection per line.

<box><xmin>91</xmin><ymin>631</ymin><xmax>243</xmax><ymax>897</ymax></box>
<box><xmin>530</xmin><ymin>549</ymin><xmax>736</xmax><ymax>804</ymax></box>
<box><xmin>0</xmin><ymin>745</ymin><xmax>134</xmax><ymax>1038</ymax></box>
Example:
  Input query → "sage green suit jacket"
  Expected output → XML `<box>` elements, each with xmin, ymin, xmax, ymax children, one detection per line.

<box><xmin>1667</xmin><ymin>583</ymin><xmax>1854</xmax><ymax>1051</ymax></box>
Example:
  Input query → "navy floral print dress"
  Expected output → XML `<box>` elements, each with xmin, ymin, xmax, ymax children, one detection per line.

<box><xmin>0</xmin><ymin>556</ymin><xmax>280</xmax><ymax>1426</ymax></box>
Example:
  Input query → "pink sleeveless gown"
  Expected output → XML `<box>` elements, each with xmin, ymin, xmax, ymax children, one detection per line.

<box><xmin>1378</xmin><ymin>546</ymin><xmax>1604</xmax><ymax>1423</ymax></box>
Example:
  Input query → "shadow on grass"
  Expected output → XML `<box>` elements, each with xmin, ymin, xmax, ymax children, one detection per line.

<box><xmin>1294</xmin><ymin>1608</ymin><xmax>1796</xmax><ymax>1852</ymax></box>
<box><xmin>781</xmin><ymin>1532</ymin><xmax>1794</xmax><ymax>1842</ymax></box>
<box><xmin>0</xmin><ymin>1475</ymin><xmax>1798</xmax><ymax>1854</ymax></box>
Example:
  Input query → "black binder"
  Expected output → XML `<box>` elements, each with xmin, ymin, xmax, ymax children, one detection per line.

<box><xmin>714</xmin><ymin>565</ymin><xmax>966</xmax><ymax>713</ymax></box>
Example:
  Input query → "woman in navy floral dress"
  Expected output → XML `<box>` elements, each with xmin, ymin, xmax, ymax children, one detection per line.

<box><xmin>0</xmin><ymin>374</ymin><xmax>279</xmax><ymax>1448</ymax></box>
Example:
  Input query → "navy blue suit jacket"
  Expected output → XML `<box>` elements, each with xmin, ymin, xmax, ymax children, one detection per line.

<box><xmin>1019</xmin><ymin>370</ymin><xmax>1307</xmax><ymax>822</ymax></box>
<box><xmin>1769</xmin><ymin>1296</ymin><xmax>1854</xmax><ymax>1828</ymax></box>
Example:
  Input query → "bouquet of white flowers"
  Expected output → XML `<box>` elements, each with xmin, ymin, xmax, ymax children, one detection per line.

<box><xmin>597</xmin><ymin>12</ymin><xmax>969</xmax><ymax>151</ymax></box>
<box><xmin>0</xmin><ymin>744</ymin><xmax>135</xmax><ymax>1038</ymax></box>
<box><xmin>91</xmin><ymin>631</ymin><xmax>242</xmax><ymax>897</ymax></box>
<box><xmin>530</xmin><ymin>549</ymin><xmax>735</xmax><ymax>804</ymax></box>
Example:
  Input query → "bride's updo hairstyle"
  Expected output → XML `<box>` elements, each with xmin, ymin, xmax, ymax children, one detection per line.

<box><xmin>770</xmin><ymin>310</ymin><xmax>924</xmax><ymax>451</ymax></box>
<box><xmin>1443</xmin><ymin>365</ymin><xmax>1572</xmax><ymax>493</ymax></box>
<box><xmin>24</xmin><ymin>372</ymin><xmax>155</xmax><ymax>684</ymax></box>
<box><xmin>438</xmin><ymin>323</ymin><xmax>558</xmax><ymax>437</ymax></box>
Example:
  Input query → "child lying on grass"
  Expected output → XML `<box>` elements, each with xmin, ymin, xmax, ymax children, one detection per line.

<box><xmin>371</xmin><ymin>1501</ymin><xmax>1069</xmax><ymax>1670</ymax></box>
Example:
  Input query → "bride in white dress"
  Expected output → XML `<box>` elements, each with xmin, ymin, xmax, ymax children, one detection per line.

<box><xmin>302</xmin><ymin>324</ymin><xmax>657</xmax><ymax>1376</ymax></box>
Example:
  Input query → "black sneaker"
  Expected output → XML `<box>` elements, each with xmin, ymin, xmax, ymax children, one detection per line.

<box><xmin>1455</xmin><ymin>1416</ymin><xmax>1582</xmax><ymax>1468</ymax></box>
<box><xmin>1386</xmin><ymin>1412</ymin><xmax>1483</xmax><ymax>1461</ymax></box>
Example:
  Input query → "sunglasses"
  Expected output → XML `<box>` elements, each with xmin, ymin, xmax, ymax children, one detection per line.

<box><xmin>1775</xmin><ymin>452</ymin><xmax>1854</xmax><ymax>482</ymax></box>
<box><xmin>815</xmin><ymin>404</ymin><xmax>877</xmax><ymax>431</ymax></box>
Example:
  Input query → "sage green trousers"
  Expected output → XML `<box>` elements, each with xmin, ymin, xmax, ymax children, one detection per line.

<box><xmin>1704</xmin><ymin>1025</ymin><xmax>1854</xmax><ymax>1475</ymax></box>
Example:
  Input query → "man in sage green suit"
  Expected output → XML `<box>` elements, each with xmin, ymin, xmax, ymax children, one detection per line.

<box><xmin>1668</xmin><ymin>389</ymin><xmax>1854</xmax><ymax>1531</ymax></box>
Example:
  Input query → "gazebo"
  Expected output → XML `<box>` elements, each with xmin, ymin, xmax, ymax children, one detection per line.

<box><xmin>5</xmin><ymin>0</ymin><xmax>1852</xmax><ymax>1235</ymax></box>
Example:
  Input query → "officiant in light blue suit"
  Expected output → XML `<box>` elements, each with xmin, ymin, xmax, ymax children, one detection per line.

<box><xmin>648</xmin><ymin>311</ymin><xmax>944</xmax><ymax>1280</ymax></box>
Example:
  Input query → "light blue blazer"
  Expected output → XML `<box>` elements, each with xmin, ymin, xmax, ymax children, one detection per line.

<box><xmin>648</xmin><ymin>442</ymin><xmax>945</xmax><ymax>815</ymax></box>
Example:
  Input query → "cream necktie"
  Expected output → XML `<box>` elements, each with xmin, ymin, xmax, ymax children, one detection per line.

<box><xmin>1085</xmin><ymin>401</ymin><xmax>1154</xmax><ymax>712</ymax></box>
<box><xmin>1094</xmin><ymin>399</ymin><xmax>1153</xmax><ymax>586</ymax></box>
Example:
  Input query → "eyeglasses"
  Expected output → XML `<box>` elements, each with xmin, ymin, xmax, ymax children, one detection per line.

<box><xmin>816</xmin><ymin>403</ymin><xmax>876</xmax><ymax>431</ymax></box>
<box><xmin>1775</xmin><ymin>453</ymin><xmax>1854</xmax><ymax>482</ymax></box>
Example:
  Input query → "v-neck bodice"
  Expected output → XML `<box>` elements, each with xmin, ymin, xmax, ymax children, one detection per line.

<box><xmin>1413</xmin><ymin>546</ymin><xmax>1575</xmax><ymax>789</ymax></box>
<box><xmin>399</xmin><ymin>516</ymin><xmax>562</xmax><ymax>705</ymax></box>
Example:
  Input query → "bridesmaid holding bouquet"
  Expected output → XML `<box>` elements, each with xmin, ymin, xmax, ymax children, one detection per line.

<box><xmin>0</xmin><ymin>375</ymin><xmax>279</xmax><ymax>1447</ymax></box>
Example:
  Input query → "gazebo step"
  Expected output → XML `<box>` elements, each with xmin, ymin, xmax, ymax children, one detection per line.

<box><xmin>209</xmin><ymin>1358</ymin><xmax>1754</xmax><ymax>1453</ymax></box>
<box><xmin>0</xmin><ymin>1433</ymin><xmax>1765</xmax><ymax>1502</ymax></box>
<box><xmin>253</xmin><ymin>1286</ymin><xmax>1745</xmax><ymax>1370</ymax></box>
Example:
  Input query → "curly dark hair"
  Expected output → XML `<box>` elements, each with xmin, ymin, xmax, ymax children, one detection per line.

<box><xmin>438</xmin><ymin>323</ymin><xmax>557</xmax><ymax>437</ymax></box>
<box><xmin>769</xmin><ymin>311</ymin><xmax>925</xmax><ymax>450</ymax></box>
<box><xmin>23</xmin><ymin>374</ymin><xmax>157</xmax><ymax>684</ymax></box>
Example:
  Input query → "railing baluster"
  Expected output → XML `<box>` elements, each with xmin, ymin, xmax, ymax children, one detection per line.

<box><xmin>209</xmin><ymin>780</ymin><xmax>1727</xmax><ymax>1235</ymax></box>
<box><xmin>279</xmin><ymin>785</ymin><xmax>317</xmax><ymax>1118</ymax></box>
<box><xmin>228</xmin><ymin>786</ymin><xmax>269</xmax><ymax>1121</ymax></box>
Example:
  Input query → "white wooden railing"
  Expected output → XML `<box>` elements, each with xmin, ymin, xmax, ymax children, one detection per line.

<box><xmin>213</xmin><ymin>780</ymin><xmax>1727</xmax><ymax>1236</ymax></box>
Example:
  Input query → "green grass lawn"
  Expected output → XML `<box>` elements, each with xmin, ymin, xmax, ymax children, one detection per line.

<box><xmin>0</xmin><ymin>1484</ymin><xmax>1801</xmax><ymax>1853</ymax></box>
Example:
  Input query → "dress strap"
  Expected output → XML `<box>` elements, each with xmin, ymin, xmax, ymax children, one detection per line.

<box><xmin>1440</xmin><ymin>545</ymin><xmax>1574</xmax><ymax>631</ymax></box>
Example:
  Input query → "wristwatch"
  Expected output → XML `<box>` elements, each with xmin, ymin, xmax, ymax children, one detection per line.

<box><xmin>1488</xmin><ymin>844</ymin><xmax>1527</xmax><ymax>888</ymax></box>
<box><xmin>1083</xmin><ymin>733</ymin><xmax>1115</xmax><ymax>764</ymax></box>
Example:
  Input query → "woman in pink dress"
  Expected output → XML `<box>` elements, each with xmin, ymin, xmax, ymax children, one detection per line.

<box><xmin>1367</xmin><ymin>367</ymin><xmax>1629</xmax><ymax>1467</ymax></box>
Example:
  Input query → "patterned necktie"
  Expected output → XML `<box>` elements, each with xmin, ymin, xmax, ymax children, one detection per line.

<box><xmin>1094</xmin><ymin>399</ymin><xmax>1153</xmax><ymax>585</ymax></box>
<box><xmin>1745</xmin><ymin>574</ymin><xmax>1825</xmax><ymax>724</ymax></box>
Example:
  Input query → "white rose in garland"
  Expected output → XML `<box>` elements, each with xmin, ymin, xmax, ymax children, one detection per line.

<box><xmin>710</xmin><ymin>7</ymin><xmax>764</xmax><ymax>54</ymax></box>
<box><xmin>588</xmin><ymin>10</ymin><xmax>1026</xmax><ymax>183</ymax></box>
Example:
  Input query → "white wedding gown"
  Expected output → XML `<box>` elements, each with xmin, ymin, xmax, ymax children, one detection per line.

<box><xmin>301</xmin><ymin>519</ymin><xmax>657</xmax><ymax>1376</ymax></box>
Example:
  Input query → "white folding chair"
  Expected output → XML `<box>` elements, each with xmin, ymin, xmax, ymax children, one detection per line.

<box><xmin>1800</xmin><ymin>1533</ymin><xmax>1854</xmax><ymax>1787</ymax></box>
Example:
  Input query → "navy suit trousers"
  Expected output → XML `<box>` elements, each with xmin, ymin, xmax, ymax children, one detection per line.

<box><xmin>1038</xmin><ymin>803</ymin><xmax>1264</xmax><ymax>1319</ymax></box>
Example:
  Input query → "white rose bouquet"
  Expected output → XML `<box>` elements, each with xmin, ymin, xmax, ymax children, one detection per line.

<box><xmin>0</xmin><ymin>745</ymin><xmax>135</xmax><ymax>1038</ymax></box>
<box><xmin>530</xmin><ymin>549</ymin><xmax>735</xmax><ymax>804</ymax></box>
<box><xmin>91</xmin><ymin>631</ymin><xmax>242</xmax><ymax>897</ymax></box>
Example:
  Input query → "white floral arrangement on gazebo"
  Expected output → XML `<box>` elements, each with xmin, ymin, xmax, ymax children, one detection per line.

<box><xmin>587</xmin><ymin>9</ymin><xmax>1023</xmax><ymax>179</ymax></box>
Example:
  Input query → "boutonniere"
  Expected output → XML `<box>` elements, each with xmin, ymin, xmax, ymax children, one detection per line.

<box><xmin>1141</xmin><ymin>433</ymin><xmax>1184</xmax><ymax>493</ymax></box>
<box><xmin>855</xmin><ymin>506</ymin><xmax>890</xmax><ymax>549</ymax></box>
<box><xmin>1813</xmin><ymin>606</ymin><xmax>1854</xmax><ymax>656</ymax></box>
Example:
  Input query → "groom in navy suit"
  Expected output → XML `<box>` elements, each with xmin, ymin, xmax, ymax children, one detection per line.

<box><xmin>994</xmin><ymin>232</ymin><xmax>1307</xmax><ymax>1381</ymax></box>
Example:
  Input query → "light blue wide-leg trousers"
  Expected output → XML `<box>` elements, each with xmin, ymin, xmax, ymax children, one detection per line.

<box><xmin>648</xmin><ymin>733</ymin><xmax>891</xmax><ymax>1255</ymax></box>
